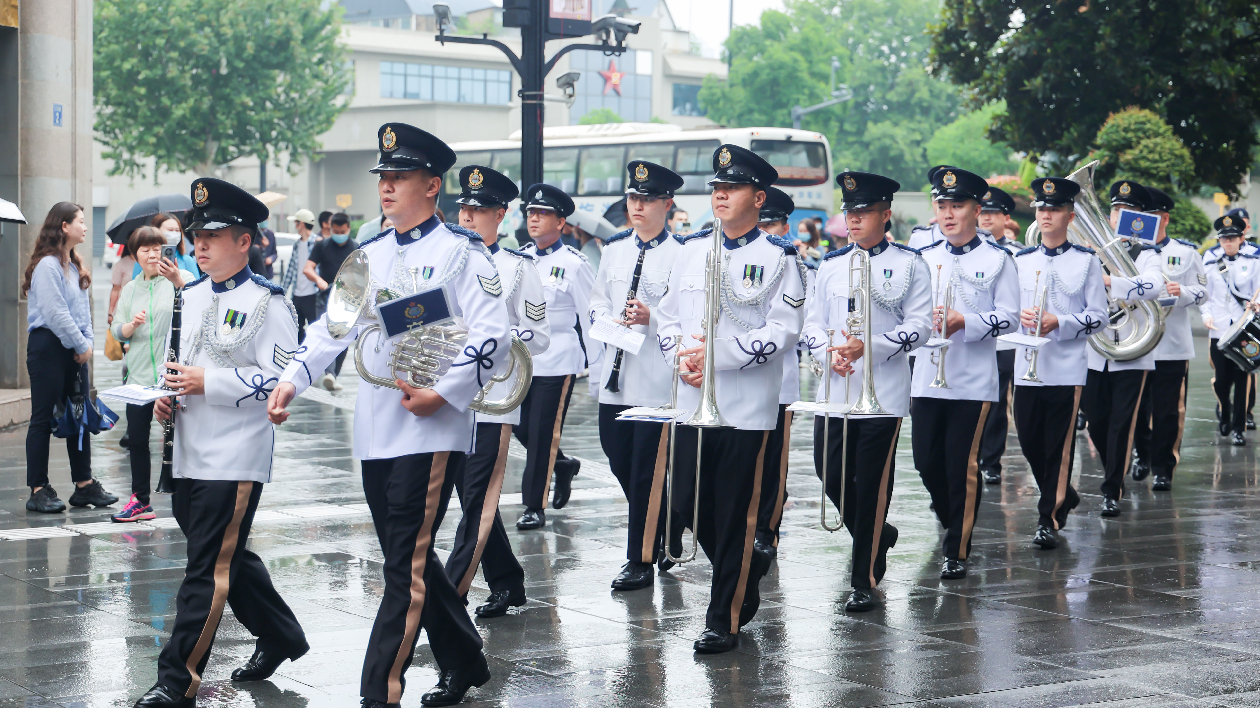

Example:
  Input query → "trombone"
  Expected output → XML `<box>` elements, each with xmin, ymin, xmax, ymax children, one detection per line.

<box><xmin>1021</xmin><ymin>271</ymin><xmax>1050</xmax><ymax>383</ymax></box>
<box><xmin>929</xmin><ymin>264</ymin><xmax>954</xmax><ymax>389</ymax></box>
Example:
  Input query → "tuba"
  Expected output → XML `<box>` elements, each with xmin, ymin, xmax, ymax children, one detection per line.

<box><xmin>324</xmin><ymin>249</ymin><xmax>532</xmax><ymax>416</ymax></box>
<box><xmin>1023</xmin><ymin>160</ymin><xmax>1164</xmax><ymax>361</ymax></box>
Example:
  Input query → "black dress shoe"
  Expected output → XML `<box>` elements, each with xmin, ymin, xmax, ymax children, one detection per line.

<box><xmin>693</xmin><ymin>628</ymin><xmax>738</xmax><ymax>653</ymax></box>
<box><xmin>753</xmin><ymin>538</ymin><xmax>778</xmax><ymax>563</ymax></box>
<box><xmin>551</xmin><ymin>458</ymin><xmax>580</xmax><ymax>509</ymax></box>
<box><xmin>420</xmin><ymin>653</ymin><xmax>491</xmax><ymax>706</ymax></box>
<box><xmin>940</xmin><ymin>559</ymin><xmax>966</xmax><ymax>579</ymax></box>
<box><xmin>611</xmin><ymin>561</ymin><xmax>654</xmax><ymax>591</ymax></box>
<box><xmin>515</xmin><ymin>507</ymin><xmax>545</xmax><ymax>530</ymax></box>
<box><xmin>844</xmin><ymin>588</ymin><xmax>877</xmax><ymax>612</ymax></box>
<box><xmin>982</xmin><ymin>468</ymin><xmax>1001</xmax><ymax>485</ymax></box>
<box><xmin>1233</xmin><ymin>432</ymin><xmax>1247</xmax><ymax>446</ymax></box>
<box><xmin>1151</xmin><ymin>474</ymin><xmax>1172</xmax><ymax>491</ymax></box>
<box><xmin>26</xmin><ymin>485</ymin><xmax>66</xmax><ymax>514</ymax></box>
<box><xmin>1249</xmin><ymin>413</ymin><xmax>1256</xmax><ymax>431</ymax></box>
<box><xmin>119</xmin><ymin>434</ymin><xmax>131</xmax><ymax>449</ymax></box>
<box><xmin>873</xmin><ymin>523</ymin><xmax>898</xmax><ymax>583</ymax></box>
<box><xmin>1032</xmin><ymin>526</ymin><xmax>1058</xmax><ymax>549</ymax></box>
<box><xmin>69</xmin><ymin>480</ymin><xmax>119</xmax><ymax>508</ymax></box>
<box><xmin>1076</xmin><ymin>410</ymin><xmax>1087</xmax><ymax>431</ymax></box>
<box><xmin>1130</xmin><ymin>457</ymin><xmax>1151</xmax><ymax>481</ymax></box>
<box><xmin>360</xmin><ymin>700</ymin><xmax>399</xmax><ymax>708</ymax></box>
<box><xmin>1100</xmin><ymin>497</ymin><xmax>1121</xmax><ymax>517</ymax></box>
<box><xmin>1055</xmin><ymin>488</ymin><xmax>1080</xmax><ymax>530</ymax></box>
<box><xmin>474</xmin><ymin>586</ymin><xmax>526</xmax><ymax>618</ymax></box>
<box><xmin>231</xmin><ymin>645</ymin><xmax>303</xmax><ymax>681</ymax></box>
<box><xmin>1221</xmin><ymin>420</ymin><xmax>1231</xmax><ymax>437</ymax></box>
<box><xmin>133</xmin><ymin>684</ymin><xmax>194</xmax><ymax>707</ymax></box>
<box><xmin>658</xmin><ymin>523</ymin><xmax>685</xmax><ymax>572</ymax></box>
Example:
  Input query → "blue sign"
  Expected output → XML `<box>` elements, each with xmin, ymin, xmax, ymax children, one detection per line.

<box><xmin>1115</xmin><ymin>208</ymin><xmax>1156</xmax><ymax>244</ymax></box>
<box><xmin>52</xmin><ymin>104</ymin><xmax>62</xmax><ymax>127</ymax></box>
<box><xmin>376</xmin><ymin>287</ymin><xmax>454</xmax><ymax>339</ymax></box>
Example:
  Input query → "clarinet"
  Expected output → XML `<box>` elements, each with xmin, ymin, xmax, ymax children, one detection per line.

<box><xmin>155</xmin><ymin>287</ymin><xmax>183</xmax><ymax>494</ymax></box>
<box><xmin>604</xmin><ymin>246</ymin><xmax>647</xmax><ymax>393</ymax></box>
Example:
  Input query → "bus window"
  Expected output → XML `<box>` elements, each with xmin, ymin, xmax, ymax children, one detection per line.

<box><xmin>491</xmin><ymin>150</ymin><xmax>522</xmax><ymax>191</ymax></box>
<box><xmin>627</xmin><ymin>143</ymin><xmax>674</xmax><ymax>171</ymax></box>
<box><xmin>578</xmin><ymin>146</ymin><xmax>626</xmax><ymax>196</ymax></box>
<box><xmin>445</xmin><ymin>150</ymin><xmax>492</xmax><ymax>194</ymax></box>
<box><xmin>675</xmin><ymin>140</ymin><xmax>720</xmax><ymax>194</ymax></box>
<box><xmin>543</xmin><ymin>147</ymin><xmax>579</xmax><ymax>194</ymax></box>
<box><xmin>750</xmin><ymin>139</ymin><xmax>828</xmax><ymax>186</ymax></box>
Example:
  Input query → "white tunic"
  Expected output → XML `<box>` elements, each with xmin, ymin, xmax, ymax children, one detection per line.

<box><xmin>656</xmin><ymin>227</ymin><xmax>807</xmax><ymax>431</ymax></box>
<box><xmin>589</xmin><ymin>227</ymin><xmax>680</xmax><ymax>408</ymax></box>
<box><xmin>173</xmin><ymin>268</ymin><xmax>298</xmax><ymax>482</ymax></box>
<box><xmin>906</xmin><ymin>224</ymin><xmax>994</xmax><ymax>251</ymax></box>
<box><xmin>1150</xmin><ymin>237</ymin><xmax>1207</xmax><ymax>361</ymax></box>
<box><xmin>279</xmin><ymin>218</ymin><xmax>511</xmax><ymax>459</ymax></box>
<box><xmin>780</xmin><ymin>265</ymin><xmax>815</xmax><ymax>405</ymax></box>
<box><xmin>992</xmin><ymin>237</ymin><xmax>1025</xmax><ymax>353</ymax></box>
<box><xmin>1203</xmin><ymin>241</ymin><xmax>1260</xmax><ymax>267</ymax></box>
<box><xmin>803</xmin><ymin>240</ymin><xmax>932</xmax><ymax>418</ymax></box>
<box><xmin>478</xmin><ymin>244</ymin><xmax>552</xmax><ymax>425</ymax></box>
<box><xmin>1205</xmin><ymin>253</ymin><xmax>1260</xmax><ymax>339</ymax></box>
<box><xmin>521</xmin><ymin>240</ymin><xmax>595</xmax><ymax>377</ymax></box>
<box><xmin>911</xmin><ymin>234</ymin><xmax>1020</xmax><ymax>402</ymax></box>
<box><xmin>1011</xmin><ymin>243</ymin><xmax>1109</xmax><ymax>388</ymax></box>
<box><xmin>1086</xmin><ymin>245</ymin><xmax>1164</xmax><ymax>372</ymax></box>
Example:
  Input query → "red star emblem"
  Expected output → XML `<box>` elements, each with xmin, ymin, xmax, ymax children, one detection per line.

<box><xmin>598</xmin><ymin>59</ymin><xmax>623</xmax><ymax>96</ymax></box>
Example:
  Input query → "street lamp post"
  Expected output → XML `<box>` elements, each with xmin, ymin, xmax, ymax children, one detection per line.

<box><xmin>791</xmin><ymin>56</ymin><xmax>853</xmax><ymax>130</ymax></box>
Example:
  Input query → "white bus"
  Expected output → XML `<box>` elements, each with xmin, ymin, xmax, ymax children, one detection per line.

<box><xmin>442</xmin><ymin>123</ymin><xmax>833</xmax><ymax>236</ymax></box>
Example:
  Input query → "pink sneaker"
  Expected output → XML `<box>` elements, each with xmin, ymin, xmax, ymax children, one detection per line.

<box><xmin>111</xmin><ymin>494</ymin><xmax>156</xmax><ymax>522</ymax></box>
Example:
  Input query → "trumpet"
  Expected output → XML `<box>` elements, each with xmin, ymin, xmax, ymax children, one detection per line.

<box><xmin>929</xmin><ymin>264</ymin><xmax>953</xmax><ymax>389</ymax></box>
<box><xmin>1021</xmin><ymin>271</ymin><xmax>1050</xmax><ymax>383</ymax></box>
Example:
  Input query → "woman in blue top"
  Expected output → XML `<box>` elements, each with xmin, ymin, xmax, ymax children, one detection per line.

<box><xmin>22</xmin><ymin>202</ymin><xmax>119</xmax><ymax>513</ymax></box>
<box><xmin>130</xmin><ymin>212</ymin><xmax>199</xmax><ymax>279</ymax></box>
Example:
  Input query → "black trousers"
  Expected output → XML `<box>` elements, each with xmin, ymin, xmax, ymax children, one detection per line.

<box><xmin>314</xmin><ymin>290</ymin><xmax>346</xmax><ymax>376</ymax></box>
<box><xmin>514</xmin><ymin>374</ymin><xmax>575</xmax><ymax>510</ymax></box>
<box><xmin>126</xmin><ymin>402</ymin><xmax>155</xmax><ymax>503</ymax></box>
<box><xmin>671</xmin><ymin>425</ymin><xmax>769</xmax><ymax>635</ymax></box>
<box><xmin>293</xmin><ymin>293</ymin><xmax>317</xmax><ymax>343</ymax></box>
<box><xmin>814</xmin><ymin>415</ymin><xmax>901</xmax><ymax>589</ymax></box>
<box><xmin>599</xmin><ymin>404</ymin><xmax>671</xmax><ymax>563</ymax></box>
<box><xmin>978</xmin><ymin>350</ymin><xmax>1016</xmax><ymax>474</ymax></box>
<box><xmin>1014</xmin><ymin>386</ymin><xmax>1082</xmax><ymax>529</ymax></box>
<box><xmin>1211</xmin><ymin>345</ymin><xmax>1250</xmax><ymax>435</ymax></box>
<box><xmin>157</xmin><ymin>479</ymin><xmax>307</xmax><ymax>698</ymax></box>
<box><xmin>361</xmin><ymin>452</ymin><xmax>483</xmax><ymax>705</ymax></box>
<box><xmin>1081</xmin><ymin>368</ymin><xmax>1147</xmax><ymax>500</ymax></box>
<box><xmin>756</xmin><ymin>405</ymin><xmax>793</xmax><ymax>548</ymax></box>
<box><xmin>25</xmin><ymin>328</ymin><xmax>92</xmax><ymax>489</ymax></box>
<box><xmin>445</xmin><ymin>423</ymin><xmax>524</xmax><ymax>596</ymax></box>
<box><xmin>911</xmin><ymin>397</ymin><xmax>989</xmax><ymax>561</ymax></box>
<box><xmin>1134</xmin><ymin>360</ymin><xmax>1190</xmax><ymax>476</ymax></box>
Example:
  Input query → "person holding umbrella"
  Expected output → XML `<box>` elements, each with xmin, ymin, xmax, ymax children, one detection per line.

<box><xmin>105</xmin><ymin>194</ymin><xmax>194</xmax><ymax>326</ymax></box>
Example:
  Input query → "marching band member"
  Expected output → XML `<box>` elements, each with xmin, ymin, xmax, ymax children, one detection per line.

<box><xmin>978</xmin><ymin>187</ymin><xmax>1023</xmax><ymax>485</ymax></box>
<box><xmin>134</xmin><ymin>179</ymin><xmax>308</xmax><ymax>708</ymax></box>
<box><xmin>1131</xmin><ymin>187</ymin><xmax>1207</xmax><ymax>490</ymax></box>
<box><xmin>911</xmin><ymin>166</ymin><xmax>1019</xmax><ymax>580</ymax></box>
<box><xmin>1204</xmin><ymin>214</ymin><xmax>1260</xmax><ymax>446</ymax></box>
<box><xmin>269</xmin><ymin>124</ymin><xmax>506</xmax><ymax>707</ymax></box>
<box><xmin>447</xmin><ymin>165</ymin><xmax>551</xmax><ymax>618</ymax></box>
<box><xmin>588</xmin><ymin>160</ymin><xmax>684</xmax><ymax>590</ymax></box>
<box><xmin>805</xmin><ymin>171</ymin><xmax>931</xmax><ymax>611</ymax></box>
<box><xmin>1080</xmin><ymin>180</ymin><xmax>1163</xmax><ymax>518</ymax></box>
<box><xmin>656</xmin><ymin>145</ymin><xmax>805</xmax><ymax>653</ymax></box>
<box><xmin>1011</xmin><ymin>178</ymin><xmax>1107</xmax><ymax>549</ymax></box>
<box><xmin>514</xmin><ymin>185</ymin><xmax>594</xmax><ymax>530</ymax></box>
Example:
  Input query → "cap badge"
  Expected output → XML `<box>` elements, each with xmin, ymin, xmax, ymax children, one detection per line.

<box><xmin>1119</xmin><ymin>182</ymin><xmax>1131</xmax><ymax>196</ymax></box>
<box><xmin>1225</xmin><ymin>216</ymin><xmax>1234</xmax><ymax>227</ymax></box>
<box><xmin>942</xmin><ymin>171</ymin><xmax>957</xmax><ymax>188</ymax></box>
<box><xmin>983</xmin><ymin>190</ymin><xmax>992</xmax><ymax>200</ymax></box>
<box><xmin>1043</xmin><ymin>180</ymin><xmax>1056</xmax><ymax>195</ymax></box>
<box><xmin>468</xmin><ymin>168</ymin><xmax>484</xmax><ymax>188</ymax></box>
<box><xmin>718</xmin><ymin>147</ymin><xmax>732</xmax><ymax>168</ymax></box>
<box><xmin>381</xmin><ymin>126</ymin><xmax>398</xmax><ymax>152</ymax></box>
<box><xmin>843</xmin><ymin>175</ymin><xmax>857</xmax><ymax>192</ymax></box>
<box><xmin>635</xmin><ymin>163</ymin><xmax>649</xmax><ymax>182</ymax></box>
<box><xmin>535</xmin><ymin>190</ymin><xmax>543</xmax><ymax>201</ymax></box>
<box><xmin>193</xmin><ymin>182</ymin><xmax>209</xmax><ymax>207</ymax></box>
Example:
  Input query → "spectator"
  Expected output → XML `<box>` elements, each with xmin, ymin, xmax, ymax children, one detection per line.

<box><xmin>381</xmin><ymin>216</ymin><xmax>396</xmax><ymax>233</ymax></box>
<box><xmin>107</xmin><ymin>235</ymin><xmax>137</xmax><ymax>328</ymax></box>
<box><xmin>283</xmin><ymin>209</ymin><xmax>320</xmax><ymax>342</ymax></box>
<box><xmin>150</xmin><ymin>212</ymin><xmax>199</xmax><ymax>277</ymax></box>
<box><xmin>356</xmin><ymin>211</ymin><xmax>383</xmax><ymax>242</ymax></box>
<box><xmin>571</xmin><ymin>225</ymin><xmax>602</xmax><ymax>270</ymax></box>
<box><xmin>318</xmin><ymin>210</ymin><xmax>333</xmax><ymax>240</ymax></box>
<box><xmin>22</xmin><ymin>202</ymin><xmax>118</xmax><ymax>513</ymax></box>
<box><xmin>304</xmin><ymin>212</ymin><xmax>357</xmax><ymax>390</ymax></box>
<box><xmin>255</xmin><ymin>221</ymin><xmax>279</xmax><ymax>279</ymax></box>
<box><xmin>668</xmin><ymin>207</ymin><xmax>690</xmax><ymax>234</ymax></box>
<box><xmin>109</xmin><ymin>226</ymin><xmax>194</xmax><ymax>522</ymax></box>
<box><xmin>794</xmin><ymin>218</ymin><xmax>825</xmax><ymax>267</ymax></box>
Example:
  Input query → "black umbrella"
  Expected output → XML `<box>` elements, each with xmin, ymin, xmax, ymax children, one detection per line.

<box><xmin>106</xmin><ymin>193</ymin><xmax>193</xmax><ymax>244</ymax></box>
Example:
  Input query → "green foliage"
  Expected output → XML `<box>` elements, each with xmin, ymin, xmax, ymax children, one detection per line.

<box><xmin>94</xmin><ymin>0</ymin><xmax>350</xmax><ymax>180</ymax></box>
<box><xmin>1089</xmin><ymin>108</ymin><xmax>1196</xmax><ymax>192</ymax></box>
<box><xmin>929</xmin><ymin>0</ymin><xmax>1260</xmax><ymax>193</ymax></box>
<box><xmin>1167</xmin><ymin>195</ymin><xmax>1214</xmax><ymax>244</ymax></box>
<box><xmin>699</xmin><ymin>0</ymin><xmax>965</xmax><ymax>188</ymax></box>
<box><xmin>578</xmin><ymin>108</ymin><xmax>626</xmax><ymax>125</ymax></box>
<box><xmin>925</xmin><ymin>102</ymin><xmax>1018</xmax><ymax>180</ymax></box>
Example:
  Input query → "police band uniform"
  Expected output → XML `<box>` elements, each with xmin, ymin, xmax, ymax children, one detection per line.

<box><xmin>1011</xmin><ymin>178</ymin><xmax>1108</xmax><ymax>548</ymax></box>
<box><xmin>278</xmin><ymin>124</ymin><xmax>502</xmax><ymax>707</ymax></box>
<box><xmin>589</xmin><ymin>160</ymin><xmax>684</xmax><ymax>590</ymax></box>
<box><xmin>1079</xmin><ymin>181</ymin><xmax>1164</xmax><ymax>517</ymax></box>
<box><xmin>805</xmin><ymin>170</ymin><xmax>931</xmax><ymax>610</ymax></box>
<box><xmin>910</xmin><ymin>166</ymin><xmax>1020</xmax><ymax>579</ymax></box>
<box><xmin>135</xmin><ymin>179</ymin><xmax>308</xmax><ymax>708</ymax></box>
<box><xmin>1205</xmin><ymin>208</ymin><xmax>1260</xmax><ymax>430</ymax></box>
<box><xmin>656</xmin><ymin>144</ymin><xmax>805</xmax><ymax>652</ymax></box>
<box><xmin>1205</xmin><ymin>214</ymin><xmax>1260</xmax><ymax>444</ymax></box>
<box><xmin>978</xmin><ymin>186</ymin><xmax>1023</xmax><ymax>485</ymax></box>
<box><xmin>515</xmin><ymin>184</ymin><xmax>594</xmax><ymax>529</ymax></box>
<box><xmin>444</xmin><ymin>165</ymin><xmax>550</xmax><ymax>619</ymax></box>
<box><xmin>1132</xmin><ymin>186</ymin><xmax>1207</xmax><ymax>490</ymax></box>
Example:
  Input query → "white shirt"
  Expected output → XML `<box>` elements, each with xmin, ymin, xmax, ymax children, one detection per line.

<box><xmin>521</xmin><ymin>240</ymin><xmax>595</xmax><ymax>377</ymax></box>
<box><xmin>1205</xmin><ymin>253</ymin><xmax>1260</xmax><ymax>339</ymax></box>
<box><xmin>1086</xmin><ymin>245</ymin><xmax>1164</xmax><ymax>372</ymax></box>
<box><xmin>1150</xmin><ymin>237</ymin><xmax>1208</xmax><ymax>360</ymax></box>
<box><xmin>589</xmin><ymin>227</ymin><xmax>680</xmax><ymax>407</ymax></box>
<box><xmin>911</xmin><ymin>234</ymin><xmax>1020</xmax><ymax>401</ymax></box>
<box><xmin>656</xmin><ymin>227</ymin><xmax>807</xmax><ymax>430</ymax></box>
<box><xmin>478</xmin><ymin>243</ymin><xmax>552</xmax><ymax>425</ymax></box>
<box><xmin>1011</xmin><ymin>243</ymin><xmax>1109</xmax><ymax>388</ymax></box>
<box><xmin>173</xmin><ymin>268</ymin><xmax>298</xmax><ymax>482</ymax></box>
<box><xmin>279</xmin><ymin>217</ymin><xmax>511</xmax><ymax>459</ymax></box>
<box><xmin>803</xmin><ymin>240</ymin><xmax>932</xmax><ymax>417</ymax></box>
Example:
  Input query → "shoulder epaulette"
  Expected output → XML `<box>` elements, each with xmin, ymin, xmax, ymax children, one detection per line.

<box><xmin>606</xmin><ymin>228</ymin><xmax>634</xmax><ymax>244</ymax></box>
<box><xmin>803</xmin><ymin>259</ymin><xmax>817</xmax><ymax>270</ymax></box>
<box><xmin>185</xmin><ymin>273</ymin><xmax>210</xmax><ymax>289</ymax></box>
<box><xmin>920</xmin><ymin>239</ymin><xmax>944</xmax><ymax>251</ymax></box>
<box><xmin>250</xmin><ymin>274</ymin><xmax>286</xmax><ymax>295</ymax></box>
<box><xmin>823</xmin><ymin>244</ymin><xmax>855</xmax><ymax>260</ymax></box>
<box><xmin>1241</xmin><ymin>253</ymin><xmax>1260</xmax><ymax>260</ymax></box>
<box><xmin>1070</xmin><ymin>243</ymin><xmax>1096</xmax><ymax>254</ymax></box>
<box><xmin>978</xmin><ymin>228</ymin><xmax>993</xmax><ymax>239</ymax></box>
<box><xmin>444</xmin><ymin>222</ymin><xmax>484</xmax><ymax>242</ymax></box>
<box><xmin>1015</xmin><ymin>246</ymin><xmax>1038</xmax><ymax>257</ymax></box>
<box><xmin>565</xmin><ymin>244</ymin><xmax>588</xmax><ymax>261</ymax></box>
<box><xmin>1140</xmin><ymin>243</ymin><xmax>1162</xmax><ymax>253</ymax></box>
<box><xmin>1175</xmin><ymin>238</ymin><xmax>1199</xmax><ymax>249</ymax></box>
<box><xmin>359</xmin><ymin>229</ymin><xmax>391</xmax><ymax>249</ymax></box>
<box><xmin>911</xmin><ymin>225</ymin><xmax>932</xmax><ymax>232</ymax></box>
<box><xmin>1207</xmin><ymin>244</ymin><xmax>1222</xmax><ymax>253</ymax></box>
<box><xmin>675</xmin><ymin>228</ymin><xmax>711</xmax><ymax>244</ymax></box>
<box><xmin>503</xmin><ymin>247</ymin><xmax>534</xmax><ymax>260</ymax></box>
<box><xmin>890</xmin><ymin>242</ymin><xmax>919</xmax><ymax>254</ymax></box>
<box><xmin>985</xmin><ymin>240</ymin><xmax>1011</xmax><ymax>255</ymax></box>
<box><xmin>766</xmin><ymin>234</ymin><xmax>797</xmax><ymax>254</ymax></box>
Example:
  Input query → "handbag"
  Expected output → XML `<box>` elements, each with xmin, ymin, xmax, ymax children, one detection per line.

<box><xmin>51</xmin><ymin>367</ymin><xmax>118</xmax><ymax>451</ymax></box>
<box><xmin>104</xmin><ymin>329</ymin><xmax>124</xmax><ymax>361</ymax></box>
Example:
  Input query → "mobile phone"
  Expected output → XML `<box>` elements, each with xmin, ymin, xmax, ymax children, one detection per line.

<box><xmin>680</xmin><ymin>222</ymin><xmax>691</xmax><ymax>231</ymax></box>
<box><xmin>161</xmin><ymin>245</ymin><xmax>177</xmax><ymax>262</ymax></box>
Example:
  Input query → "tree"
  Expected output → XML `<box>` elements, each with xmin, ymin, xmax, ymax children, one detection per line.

<box><xmin>578</xmin><ymin>108</ymin><xmax>626</xmax><ymax>125</ymax></box>
<box><xmin>925</xmin><ymin>102</ymin><xmax>1019</xmax><ymax>184</ymax></box>
<box><xmin>930</xmin><ymin>0</ymin><xmax>1260</xmax><ymax>193</ymax></box>
<box><xmin>94</xmin><ymin>0</ymin><xmax>350</xmax><ymax>180</ymax></box>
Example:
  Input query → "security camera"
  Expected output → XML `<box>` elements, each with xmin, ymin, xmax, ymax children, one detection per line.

<box><xmin>591</xmin><ymin>15</ymin><xmax>641</xmax><ymax>46</ymax></box>
<box><xmin>432</xmin><ymin>4</ymin><xmax>454</xmax><ymax>32</ymax></box>
<box><xmin>556</xmin><ymin>71</ymin><xmax>580</xmax><ymax>97</ymax></box>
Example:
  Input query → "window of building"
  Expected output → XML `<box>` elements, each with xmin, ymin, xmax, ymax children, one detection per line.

<box><xmin>672</xmin><ymin>83</ymin><xmax>704</xmax><ymax>117</ymax></box>
<box><xmin>342</xmin><ymin>60</ymin><xmax>356</xmax><ymax>97</ymax></box>
<box><xmin>380</xmin><ymin>61</ymin><xmax>512</xmax><ymax>105</ymax></box>
<box><xmin>568</xmin><ymin>48</ymin><xmax>653</xmax><ymax>123</ymax></box>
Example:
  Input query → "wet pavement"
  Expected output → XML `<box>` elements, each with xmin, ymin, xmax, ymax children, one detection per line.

<box><xmin>5</xmin><ymin>276</ymin><xmax>1260</xmax><ymax>707</ymax></box>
